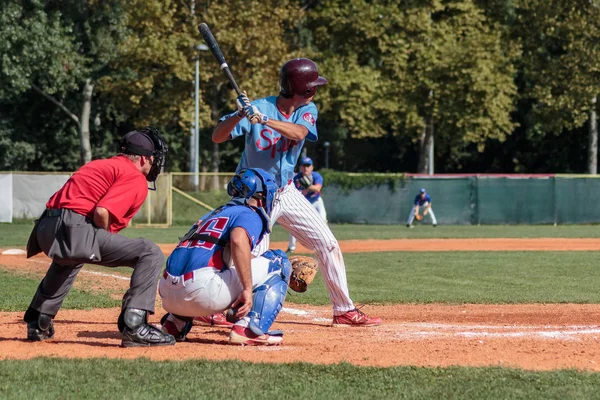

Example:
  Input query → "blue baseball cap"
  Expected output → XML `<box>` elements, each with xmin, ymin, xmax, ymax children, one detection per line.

<box><xmin>301</xmin><ymin>157</ymin><xmax>313</xmax><ymax>166</ymax></box>
<box><xmin>419</xmin><ymin>188</ymin><xmax>426</xmax><ymax>193</ymax></box>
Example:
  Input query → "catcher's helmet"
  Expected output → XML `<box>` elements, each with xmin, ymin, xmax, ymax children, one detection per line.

<box><xmin>227</xmin><ymin>168</ymin><xmax>278</xmax><ymax>216</ymax></box>
<box><xmin>279</xmin><ymin>58</ymin><xmax>327</xmax><ymax>98</ymax></box>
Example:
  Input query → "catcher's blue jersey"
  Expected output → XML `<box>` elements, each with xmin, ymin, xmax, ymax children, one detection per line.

<box><xmin>414</xmin><ymin>193</ymin><xmax>432</xmax><ymax>206</ymax></box>
<box><xmin>293</xmin><ymin>171</ymin><xmax>323</xmax><ymax>204</ymax></box>
<box><xmin>220</xmin><ymin>96</ymin><xmax>320</xmax><ymax>186</ymax></box>
<box><xmin>166</xmin><ymin>205</ymin><xmax>264</xmax><ymax>276</ymax></box>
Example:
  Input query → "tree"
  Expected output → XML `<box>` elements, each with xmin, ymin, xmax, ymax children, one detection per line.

<box><xmin>307</xmin><ymin>0</ymin><xmax>518</xmax><ymax>173</ymax></box>
<box><xmin>514</xmin><ymin>0</ymin><xmax>600</xmax><ymax>174</ymax></box>
<box><xmin>0</xmin><ymin>0</ymin><xmax>128</xmax><ymax>166</ymax></box>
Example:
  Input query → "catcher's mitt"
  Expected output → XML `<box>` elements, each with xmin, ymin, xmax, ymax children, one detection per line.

<box><xmin>288</xmin><ymin>256</ymin><xmax>318</xmax><ymax>292</ymax></box>
<box><xmin>298</xmin><ymin>174</ymin><xmax>313</xmax><ymax>189</ymax></box>
<box><xmin>415</xmin><ymin>214</ymin><xmax>423</xmax><ymax>221</ymax></box>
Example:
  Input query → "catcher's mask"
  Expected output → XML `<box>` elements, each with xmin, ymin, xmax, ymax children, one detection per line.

<box><xmin>120</xmin><ymin>126</ymin><xmax>168</xmax><ymax>190</ymax></box>
<box><xmin>227</xmin><ymin>168</ymin><xmax>278</xmax><ymax>217</ymax></box>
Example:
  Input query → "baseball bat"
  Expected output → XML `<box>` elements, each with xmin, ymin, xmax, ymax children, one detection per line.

<box><xmin>198</xmin><ymin>23</ymin><xmax>243</xmax><ymax>96</ymax></box>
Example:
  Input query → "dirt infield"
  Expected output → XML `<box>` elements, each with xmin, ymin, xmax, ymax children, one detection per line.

<box><xmin>2</xmin><ymin>237</ymin><xmax>600</xmax><ymax>371</ymax></box>
<box><xmin>161</xmin><ymin>238</ymin><xmax>600</xmax><ymax>255</ymax></box>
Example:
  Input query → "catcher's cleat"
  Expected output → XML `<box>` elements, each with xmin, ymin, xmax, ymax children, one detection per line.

<box><xmin>332</xmin><ymin>308</ymin><xmax>382</xmax><ymax>327</ymax></box>
<box><xmin>229</xmin><ymin>325</ymin><xmax>283</xmax><ymax>346</ymax></box>
<box><xmin>161</xmin><ymin>313</ymin><xmax>193</xmax><ymax>342</ymax></box>
<box><xmin>194</xmin><ymin>313</ymin><xmax>234</xmax><ymax>328</ymax></box>
<box><xmin>26</xmin><ymin>313</ymin><xmax>55</xmax><ymax>341</ymax></box>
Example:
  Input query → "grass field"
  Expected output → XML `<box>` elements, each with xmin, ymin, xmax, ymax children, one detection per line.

<box><xmin>3</xmin><ymin>222</ymin><xmax>600</xmax><ymax>398</ymax></box>
<box><xmin>1</xmin><ymin>358</ymin><xmax>600</xmax><ymax>400</ymax></box>
<box><xmin>4</xmin><ymin>251</ymin><xmax>600</xmax><ymax>311</ymax></box>
<box><xmin>0</xmin><ymin>269</ymin><xmax>119</xmax><ymax>311</ymax></box>
<box><xmin>4</xmin><ymin>222</ymin><xmax>600</xmax><ymax>248</ymax></box>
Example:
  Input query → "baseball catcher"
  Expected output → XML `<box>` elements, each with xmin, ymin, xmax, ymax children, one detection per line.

<box><xmin>288</xmin><ymin>256</ymin><xmax>318</xmax><ymax>292</ymax></box>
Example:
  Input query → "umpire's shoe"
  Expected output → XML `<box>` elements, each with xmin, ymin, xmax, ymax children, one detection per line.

<box><xmin>119</xmin><ymin>308</ymin><xmax>176</xmax><ymax>348</ymax></box>
<box><xmin>26</xmin><ymin>312</ymin><xmax>55</xmax><ymax>341</ymax></box>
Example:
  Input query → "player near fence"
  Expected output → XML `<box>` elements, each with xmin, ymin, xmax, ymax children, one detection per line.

<box><xmin>160</xmin><ymin>168</ymin><xmax>291</xmax><ymax>345</ymax></box>
<box><xmin>23</xmin><ymin>128</ymin><xmax>176</xmax><ymax>347</ymax></box>
<box><xmin>212</xmin><ymin>57</ymin><xmax>381</xmax><ymax>327</ymax></box>
<box><xmin>287</xmin><ymin>156</ymin><xmax>327</xmax><ymax>254</ymax></box>
<box><xmin>407</xmin><ymin>188</ymin><xmax>438</xmax><ymax>228</ymax></box>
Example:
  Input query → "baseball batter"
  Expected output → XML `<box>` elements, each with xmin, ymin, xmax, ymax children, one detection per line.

<box><xmin>407</xmin><ymin>188</ymin><xmax>438</xmax><ymax>227</ymax></box>
<box><xmin>212</xmin><ymin>58</ymin><xmax>381</xmax><ymax>327</ymax></box>
<box><xmin>160</xmin><ymin>168</ymin><xmax>290</xmax><ymax>345</ymax></box>
<box><xmin>287</xmin><ymin>156</ymin><xmax>327</xmax><ymax>254</ymax></box>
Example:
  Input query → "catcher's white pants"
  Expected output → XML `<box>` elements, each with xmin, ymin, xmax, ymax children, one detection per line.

<box><xmin>254</xmin><ymin>183</ymin><xmax>354</xmax><ymax>315</ymax></box>
<box><xmin>158</xmin><ymin>256</ymin><xmax>276</xmax><ymax>318</ymax></box>
<box><xmin>288</xmin><ymin>197</ymin><xmax>327</xmax><ymax>251</ymax></box>
<box><xmin>407</xmin><ymin>202</ymin><xmax>437</xmax><ymax>225</ymax></box>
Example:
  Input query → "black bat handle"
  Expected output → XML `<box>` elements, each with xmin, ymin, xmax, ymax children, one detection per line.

<box><xmin>198</xmin><ymin>23</ymin><xmax>243</xmax><ymax>96</ymax></box>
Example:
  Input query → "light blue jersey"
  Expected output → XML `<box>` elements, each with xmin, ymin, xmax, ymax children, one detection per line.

<box><xmin>220</xmin><ymin>96</ymin><xmax>319</xmax><ymax>186</ymax></box>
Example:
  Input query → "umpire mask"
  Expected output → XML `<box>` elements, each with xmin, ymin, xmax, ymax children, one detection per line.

<box><xmin>120</xmin><ymin>126</ymin><xmax>168</xmax><ymax>190</ymax></box>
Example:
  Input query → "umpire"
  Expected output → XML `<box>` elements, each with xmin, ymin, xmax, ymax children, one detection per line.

<box><xmin>23</xmin><ymin>127</ymin><xmax>175</xmax><ymax>347</ymax></box>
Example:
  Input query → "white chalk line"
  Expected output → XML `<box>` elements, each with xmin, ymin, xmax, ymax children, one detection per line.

<box><xmin>25</xmin><ymin>259</ymin><xmax>130</xmax><ymax>281</ymax></box>
<box><xmin>378</xmin><ymin>322</ymin><xmax>600</xmax><ymax>341</ymax></box>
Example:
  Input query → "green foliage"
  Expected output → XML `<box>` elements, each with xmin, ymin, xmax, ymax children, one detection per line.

<box><xmin>514</xmin><ymin>0</ymin><xmax>600</xmax><ymax>134</ymax></box>
<box><xmin>308</xmin><ymin>0</ymin><xmax>518</xmax><ymax>152</ymax></box>
<box><xmin>0</xmin><ymin>0</ymin><xmax>598</xmax><ymax>173</ymax></box>
<box><xmin>3</xmin><ymin>358</ymin><xmax>600</xmax><ymax>399</ymax></box>
<box><xmin>320</xmin><ymin>169</ymin><xmax>405</xmax><ymax>192</ymax></box>
<box><xmin>0</xmin><ymin>268</ymin><xmax>119</xmax><ymax>311</ymax></box>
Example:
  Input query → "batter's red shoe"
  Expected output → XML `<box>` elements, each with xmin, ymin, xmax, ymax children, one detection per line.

<box><xmin>332</xmin><ymin>308</ymin><xmax>382</xmax><ymax>327</ymax></box>
<box><xmin>194</xmin><ymin>313</ymin><xmax>234</xmax><ymax>328</ymax></box>
<box><xmin>228</xmin><ymin>325</ymin><xmax>283</xmax><ymax>346</ymax></box>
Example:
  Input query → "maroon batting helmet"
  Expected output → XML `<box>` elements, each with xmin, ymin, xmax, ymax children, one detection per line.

<box><xmin>279</xmin><ymin>58</ymin><xmax>328</xmax><ymax>98</ymax></box>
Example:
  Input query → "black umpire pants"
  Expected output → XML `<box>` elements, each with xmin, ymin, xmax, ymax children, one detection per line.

<box><xmin>25</xmin><ymin>208</ymin><xmax>163</xmax><ymax>319</ymax></box>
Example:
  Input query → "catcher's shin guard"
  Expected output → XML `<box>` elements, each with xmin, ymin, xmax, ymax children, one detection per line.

<box><xmin>247</xmin><ymin>252</ymin><xmax>291</xmax><ymax>336</ymax></box>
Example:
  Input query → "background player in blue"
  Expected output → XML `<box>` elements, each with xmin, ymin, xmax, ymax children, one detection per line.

<box><xmin>212</xmin><ymin>58</ymin><xmax>381</xmax><ymax>327</ymax></box>
<box><xmin>407</xmin><ymin>188</ymin><xmax>438</xmax><ymax>228</ymax></box>
<box><xmin>287</xmin><ymin>156</ymin><xmax>327</xmax><ymax>254</ymax></box>
<box><xmin>159</xmin><ymin>168</ymin><xmax>291</xmax><ymax>346</ymax></box>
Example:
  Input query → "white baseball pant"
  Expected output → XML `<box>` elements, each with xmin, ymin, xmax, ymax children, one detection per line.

<box><xmin>158</xmin><ymin>255</ymin><xmax>277</xmax><ymax>318</ymax></box>
<box><xmin>253</xmin><ymin>182</ymin><xmax>354</xmax><ymax>315</ymax></box>
<box><xmin>288</xmin><ymin>196</ymin><xmax>327</xmax><ymax>251</ymax></box>
<box><xmin>407</xmin><ymin>202</ymin><xmax>438</xmax><ymax>225</ymax></box>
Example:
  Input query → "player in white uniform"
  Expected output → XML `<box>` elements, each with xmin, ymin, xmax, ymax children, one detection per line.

<box><xmin>407</xmin><ymin>188</ymin><xmax>438</xmax><ymax>228</ymax></box>
<box><xmin>212</xmin><ymin>58</ymin><xmax>381</xmax><ymax>327</ymax></box>
<box><xmin>287</xmin><ymin>156</ymin><xmax>327</xmax><ymax>254</ymax></box>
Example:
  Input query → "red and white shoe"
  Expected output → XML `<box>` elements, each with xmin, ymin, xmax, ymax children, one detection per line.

<box><xmin>160</xmin><ymin>313</ymin><xmax>193</xmax><ymax>342</ymax></box>
<box><xmin>332</xmin><ymin>308</ymin><xmax>382</xmax><ymax>327</ymax></box>
<box><xmin>229</xmin><ymin>325</ymin><xmax>283</xmax><ymax>346</ymax></box>
<box><xmin>194</xmin><ymin>313</ymin><xmax>234</xmax><ymax>328</ymax></box>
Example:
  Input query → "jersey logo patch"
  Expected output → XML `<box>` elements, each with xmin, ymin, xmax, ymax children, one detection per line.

<box><xmin>302</xmin><ymin>113</ymin><xmax>316</xmax><ymax>126</ymax></box>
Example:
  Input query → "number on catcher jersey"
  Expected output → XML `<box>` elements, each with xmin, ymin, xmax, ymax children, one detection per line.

<box><xmin>179</xmin><ymin>217</ymin><xmax>229</xmax><ymax>250</ymax></box>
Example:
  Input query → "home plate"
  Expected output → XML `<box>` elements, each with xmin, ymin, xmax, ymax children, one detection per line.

<box><xmin>1</xmin><ymin>249</ymin><xmax>26</xmax><ymax>255</ymax></box>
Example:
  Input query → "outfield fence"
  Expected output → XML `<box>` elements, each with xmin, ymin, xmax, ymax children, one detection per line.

<box><xmin>325</xmin><ymin>174</ymin><xmax>600</xmax><ymax>225</ymax></box>
<box><xmin>2</xmin><ymin>172</ymin><xmax>600</xmax><ymax>225</ymax></box>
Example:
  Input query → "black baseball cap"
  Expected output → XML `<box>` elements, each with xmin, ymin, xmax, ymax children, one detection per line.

<box><xmin>121</xmin><ymin>131</ymin><xmax>155</xmax><ymax>156</ymax></box>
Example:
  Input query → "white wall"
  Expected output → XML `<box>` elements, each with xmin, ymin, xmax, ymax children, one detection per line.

<box><xmin>12</xmin><ymin>174</ymin><xmax>70</xmax><ymax>219</ymax></box>
<box><xmin>0</xmin><ymin>174</ymin><xmax>13</xmax><ymax>222</ymax></box>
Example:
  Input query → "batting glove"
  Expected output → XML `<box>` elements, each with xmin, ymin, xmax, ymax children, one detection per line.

<box><xmin>246</xmin><ymin>105</ymin><xmax>269</xmax><ymax>125</ymax></box>
<box><xmin>236</xmin><ymin>92</ymin><xmax>251</xmax><ymax>117</ymax></box>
